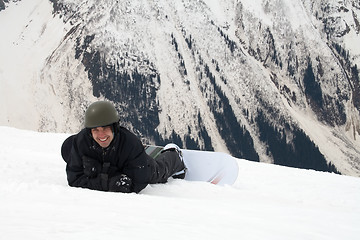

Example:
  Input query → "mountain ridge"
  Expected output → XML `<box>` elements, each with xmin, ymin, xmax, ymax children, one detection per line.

<box><xmin>0</xmin><ymin>0</ymin><xmax>359</xmax><ymax>176</ymax></box>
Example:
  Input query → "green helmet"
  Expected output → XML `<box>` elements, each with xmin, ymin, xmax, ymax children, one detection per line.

<box><xmin>84</xmin><ymin>101</ymin><xmax>120</xmax><ymax>128</ymax></box>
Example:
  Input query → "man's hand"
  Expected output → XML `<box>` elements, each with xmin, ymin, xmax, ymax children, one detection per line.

<box><xmin>82</xmin><ymin>156</ymin><xmax>102</xmax><ymax>178</ymax></box>
<box><xmin>109</xmin><ymin>174</ymin><xmax>132</xmax><ymax>193</ymax></box>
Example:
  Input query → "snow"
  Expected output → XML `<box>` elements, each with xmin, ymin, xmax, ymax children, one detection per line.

<box><xmin>285</xmin><ymin>101</ymin><xmax>360</xmax><ymax>176</ymax></box>
<box><xmin>0</xmin><ymin>0</ymin><xmax>69</xmax><ymax>131</ymax></box>
<box><xmin>202</xmin><ymin>0</ymin><xmax>228</xmax><ymax>25</ymax></box>
<box><xmin>240</xmin><ymin>0</ymin><xmax>273</xmax><ymax>26</ymax></box>
<box><xmin>344</xmin><ymin>25</ymin><xmax>360</xmax><ymax>67</ymax></box>
<box><xmin>1</xmin><ymin>126</ymin><xmax>360</xmax><ymax>240</ymax></box>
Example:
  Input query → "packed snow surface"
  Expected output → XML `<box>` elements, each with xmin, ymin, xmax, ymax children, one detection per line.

<box><xmin>0</xmin><ymin>126</ymin><xmax>359</xmax><ymax>239</ymax></box>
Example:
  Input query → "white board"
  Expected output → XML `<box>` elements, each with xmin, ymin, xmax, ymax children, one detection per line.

<box><xmin>182</xmin><ymin>149</ymin><xmax>239</xmax><ymax>185</ymax></box>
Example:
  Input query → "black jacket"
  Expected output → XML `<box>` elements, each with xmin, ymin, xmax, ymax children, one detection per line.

<box><xmin>65</xmin><ymin>127</ymin><xmax>151</xmax><ymax>193</ymax></box>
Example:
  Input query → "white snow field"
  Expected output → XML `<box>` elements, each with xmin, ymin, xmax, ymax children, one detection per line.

<box><xmin>0</xmin><ymin>126</ymin><xmax>359</xmax><ymax>240</ymax></box>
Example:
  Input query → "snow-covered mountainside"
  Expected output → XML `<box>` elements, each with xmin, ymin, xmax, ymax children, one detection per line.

<box><xmin>0</xmin><ymin>126</ymin><xmax>359</xmax><ymax>240</ymax></box>
<box><xmin>0</xmin><ymin>0</ymin><xmax>359</xmax><ymax>176</ymax></box>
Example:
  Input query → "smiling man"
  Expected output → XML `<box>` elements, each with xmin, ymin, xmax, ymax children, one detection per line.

<box><xmin>91</xmin><ymin>126</ymin><xmax>114</xmax><ymax>148</ymax></box>
<box><xmin>61</xmin><ymin>101</ymin><xmax>186</xmax><ymax>193</ymax></box>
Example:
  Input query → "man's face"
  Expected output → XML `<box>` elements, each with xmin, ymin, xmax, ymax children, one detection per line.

<box><xmin>91</xmin><ymin>126</ymin><xmax>114</xmax><ymax>148</ymax></box>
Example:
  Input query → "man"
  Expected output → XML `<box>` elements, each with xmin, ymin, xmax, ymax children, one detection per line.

<box><xmin>61</xmin><ymin>101</ymin><xmax>186</xmax><ymax>193</ymax></box>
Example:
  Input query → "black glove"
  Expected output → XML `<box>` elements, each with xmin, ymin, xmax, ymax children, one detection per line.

<box><xmin>109</xmin><ymin>174</ymin><xmax>132</xmax><ymax>193</ymax></box>
<box><xmin>82</xmin><ymin>156</ymin><xmax>102</xmax><ymax>178</ymax></box>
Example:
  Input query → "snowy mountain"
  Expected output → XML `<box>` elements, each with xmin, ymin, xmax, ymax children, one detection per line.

<box><xmin>0</xmin><ymin>0</ymin><xmax>359</xmax><ymax>176</ymax></box>
<box><xmin>1</xmin><ymin>126</ymin><xmax>360</xmax><ymax>239</ymax></box>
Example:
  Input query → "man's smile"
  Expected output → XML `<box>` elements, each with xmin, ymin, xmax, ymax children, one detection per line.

<box><xmin>99</xmin><ymin>137</ymin><xmax>109</xmax><ymax>142</ymax></box>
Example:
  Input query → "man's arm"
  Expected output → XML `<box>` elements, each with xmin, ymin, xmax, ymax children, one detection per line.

<box><xmin>65</xmin><ymin>136</ymin><xmax>106</xmax><ymax>191</ymax></box>
<box><xmin>119</xmin><ymin>130</ymin><xmax>151</xmax><ymax>193</ymax></box>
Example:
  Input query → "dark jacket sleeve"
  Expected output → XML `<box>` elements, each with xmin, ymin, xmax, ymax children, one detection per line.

<box><xmin>120</xmin><ymin>130</ymin><xmax>151</xmax><ymax>193</ymax></box>
<box><xmin>65</xmin><ymin>133</ymin><xmax>106</xmax><ymax>191</ymax></box>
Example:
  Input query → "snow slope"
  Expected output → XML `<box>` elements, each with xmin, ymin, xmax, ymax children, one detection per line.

<box><xmin>1</xmin><ymin>126</ymin><xmax>359</xmax><ymax>240</ymax></box>
<box><xmin>0</xmin><ymin>0</ymin><xmax>71</xmax><ymax>130</ymax></box>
